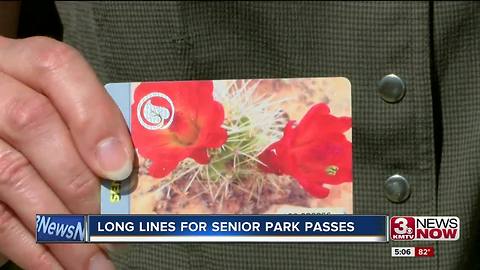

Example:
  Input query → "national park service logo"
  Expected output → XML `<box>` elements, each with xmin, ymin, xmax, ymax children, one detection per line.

<box><xmin>137</xmin><ymin>92</ymin><xmax>175</xmax><ymax>130</ymax></box>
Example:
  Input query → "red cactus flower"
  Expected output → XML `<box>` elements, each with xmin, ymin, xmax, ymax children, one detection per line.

<box><xmin>259</xmin><ymin>103</ymin><xmax>352</xmax><ymax>198</ymax></box>
<box><xmin>131</xmin><ymin>81</ymin><xmax>227</xmax><ymax>178</ymax></box>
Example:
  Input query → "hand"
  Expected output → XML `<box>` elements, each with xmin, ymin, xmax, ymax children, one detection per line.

<box><xmin>0</xmin><ymin>36</ymin><xmax>134</xmax><ymax>270</ymax></box>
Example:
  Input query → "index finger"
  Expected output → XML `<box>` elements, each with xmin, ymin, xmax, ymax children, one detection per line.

<box><xmin>0</xmin><ymin>36</ymin><xmax>134</xmax><ymax>181</ymax></box>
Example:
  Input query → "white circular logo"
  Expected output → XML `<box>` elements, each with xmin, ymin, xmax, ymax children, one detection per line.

<box><xmin>137</xmin><ymin>92</ymin><xmax>175</xmax><ymax>130</ymax></box>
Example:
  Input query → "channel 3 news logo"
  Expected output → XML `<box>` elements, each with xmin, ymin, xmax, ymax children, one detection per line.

<box><xmin>390</xmin><ymin>216</ymin><xmax>460</xmax><ymax>241</ymax></box>
<box><xmin>36</xmin><ymin>215</ymin><xmax>86</xmax><ymax>243</ymax></box>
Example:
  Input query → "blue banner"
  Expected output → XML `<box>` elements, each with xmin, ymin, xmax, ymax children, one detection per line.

<box><xmin>87</xmin><ymin>215</ymin><xmax>387</xmax><ymax>242</ymax></box>
<box><xmin>36</xmin><ymin>215</ymin><xmax>86</xmax><ymax>243</ymax></box>
<box><xmin>34</xmin><ymin>215</ymin><xmax>387</xmax><ymax>243</ymax></box>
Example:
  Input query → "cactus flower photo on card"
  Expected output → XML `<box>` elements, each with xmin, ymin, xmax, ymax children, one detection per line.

<box><xmin>131</xmin><ymin>81</ymin><xmax>228</xmax><ymax>178</ymax></box>
<box><xmin>126</xmin><ymin>78</ymin><xmax>352</xmax><ymax>215</ymax></box>
<box><xmin>258</xmin><ymin>103</ymin><xmax>352</xmax><ymax>198</ymax></box>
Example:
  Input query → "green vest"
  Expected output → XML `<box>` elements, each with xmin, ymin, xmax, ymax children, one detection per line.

<box><xmin>54</xmin><ymin>2</ymin><xmax>480</xmax><ymax>269</ymax></box>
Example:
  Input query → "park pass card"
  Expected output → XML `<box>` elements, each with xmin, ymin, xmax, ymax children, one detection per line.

<box><xmin>101</xmin><ymin>78</ymin><xmax>352</xmax><ymax>215</ymax></box>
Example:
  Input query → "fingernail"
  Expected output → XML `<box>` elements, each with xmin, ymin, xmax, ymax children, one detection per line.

<box><xmin>89</xmin><ymin>253</ymin><xmax>115</xmax><ymax>270</ymax></box>
<box><xmin>96</xmin><ymin>137</ymin><xmax>133</xmax><ymax>181</ymax></box>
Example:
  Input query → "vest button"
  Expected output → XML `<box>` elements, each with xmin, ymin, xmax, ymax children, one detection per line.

<box><xmin>384</xmin><ymin>174</ymin><xmax>411</xmax><ymax>203</ymax></box>
<box><xmin>377</xmin><ymin>74</ymin><xmax>406</xmax><ymax>103</ymax></box>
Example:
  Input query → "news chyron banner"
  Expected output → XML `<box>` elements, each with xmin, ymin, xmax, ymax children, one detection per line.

<box><xmin>35</xmin><ymin>215</ymin><xmax>461</xmax><ymax>243</ymax></box>
<box><xmin>36</xmin><ymin>215</ymin><xmax>387</xmax><ymax>243</ymax></box>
